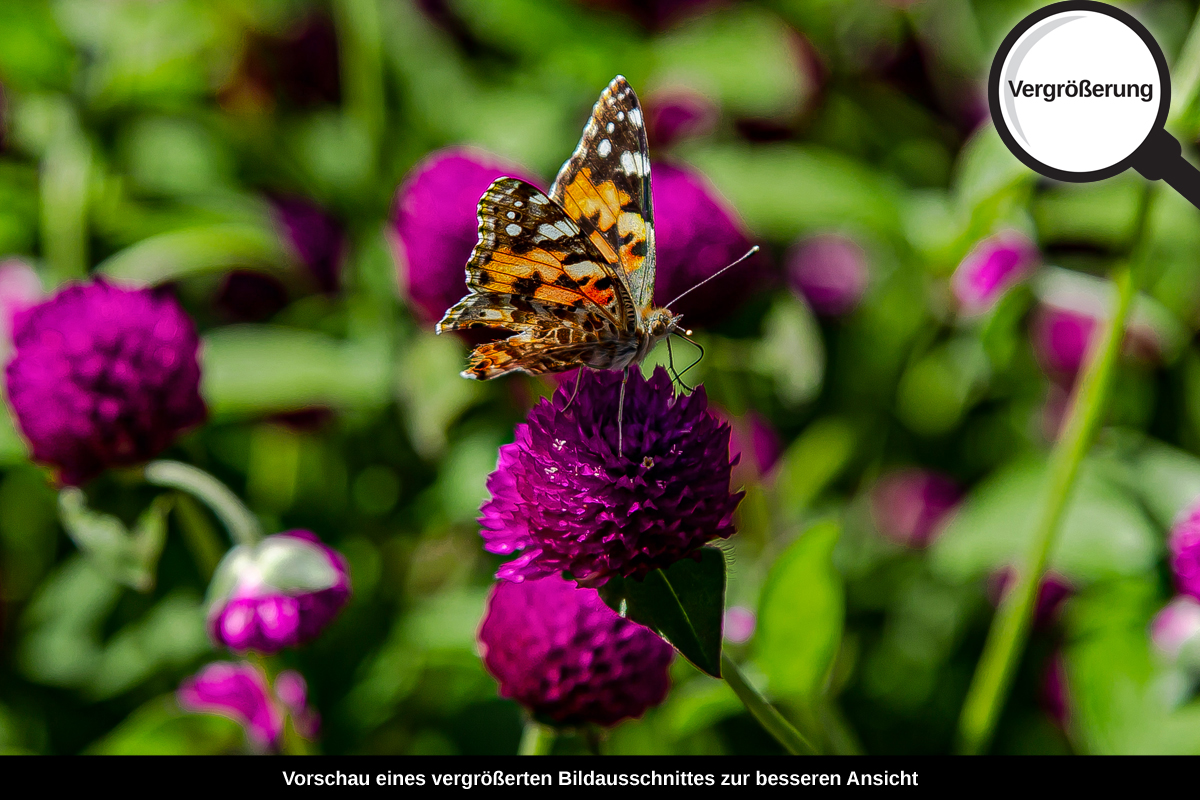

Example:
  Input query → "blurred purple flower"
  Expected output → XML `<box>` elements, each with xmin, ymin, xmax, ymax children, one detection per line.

<box><xmin>1170</xmin><ymin>503</ymin><xmax>1200</xmax><ymax>602</ymax></box>
<box><xmin>576</xmin><ymin>0</ymin><xmax>732</xmax><ymax>30</ymax></box>
<box><xmin>480</xmin><ymin>367</ymin><xmax>742</xmax><ymax>588</ymax></box>
<box><xmin>214</xmin><ymin>271</ymin><xmax>289</xmax><ymax>323</ymax></box>
<box><xmin>478</xmin><ymin>575</ymin><xmax>673</xmax><ymax>727</ymax></box>
<box><xmin>4</xmin><ymin>279</ymin><xmax>205</xmax><ymax>486</ymax></box>
<box><xmin>220</xmin><ymin>13</ymin><xmax>340</xmax><ymax>113</ymax></box>
<box><xmin>275</xmin><ymin>669</ymin><xmax>320</xmax><ymax>739</ymax></box>
<box><xmin>1151</xmin><ymin>596</ymin><xmax>1200</xmax><ymax>659</ymax></box>
<box><xmin>391</xmin><ymin>148</ymin><xmax>541</xmax><ymax>325</ymax></box>
<box><xmin>208</xmin><ymin>530</ymin><xmax>351</xmax><ymax>654</ymax></box>
<box><xmin>724</xmin><ymin>606</ymin><xmax>756</xmax><ymax>644</ymax></box>
<box><xmin>177</xmin><ymin>662</ymin><xmax>283</xmax><ymax>749</ymax></box>
<box><xmin>646</xmin><ymin>88</ymin><xmax>719</xmax><ymax>147</ymax></box>
<box><xmin>988</xmin><ymin>567</ymin><xmax>1073</xmax><ymax>628</ymax></box>
<box><xmin>786</xmin><ymin>234</ymin><xmax>869</xmax><ymax>317</ymax></box>
<box><xmin>1031</xmin><ymin>306</ymin><xmax>1096</xmax><ymax>379</ymax></box>
<box><xmin>869</xmin><ymin>468</ymin><xmax>959</xmax><ymax>548</ymax></box>
<box><xmin>652</xmin><ymin>162</ymin><xmax>762</xmax><ymax>328</ymax></box>
<box><xmin>951</xmin><ymin>231</ymin><xmax>1039</xmax><ymax>314</ymax></box>
<box><xmin>272</xmin><ymin>195</ymin><xmax>345</xmax><ymax>293</ymax></box>
<box><xmin>1040</xmin><ymin>652</ymin><xmax>1070</xmax><ymax>729</ymax></box>
<box><xmin>723</xmin><ymin>408</ymin><xmax>782</xmax><ymax>480</ymax></box>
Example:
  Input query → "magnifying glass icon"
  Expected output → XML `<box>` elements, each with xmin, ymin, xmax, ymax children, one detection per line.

<box><xmin>990</xmin><ymin>0</ymin><xmax>1200</xmax><ymax>207</ymax></box>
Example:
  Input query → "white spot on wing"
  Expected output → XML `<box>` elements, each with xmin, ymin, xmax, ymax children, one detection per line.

<box><xmin>529</xmin><ymin>194</ymin><xmax>548</xmax><ymax>205</ymax></box>
<box><xmin>628</xmin><ymin>108</ymin><xmax>642</xmax><ymax>127</ymax></box>
<box><xmin>515</xmin><ymin>201</ymin><xmax>523</xmax><ymax>207</ymax></box>
<box><xmin>506</xmin><ymin>211</ymin><xmax>516</xmax><ymax>219</ymax></box>
<box><xmin>617</xmin><ymin>111</ymin><xmax>625</xmax><ymax>121</ymax></box>
<box><xmin>506</xmin><ymin>223</ymin><xmax>522</xmax><ymax>236</ymax></box>
<box><xmin>620</xmin><ymin>151</ymin><xmax>637</xmax><ymax>175</ymax></box>
<box><xmin>537</xmin><ymin>223</ymin><xmax>565</xmax><ymax>240</ymax></box>
<box><xmin>606</xmin><ymin>122</ymin><xmax>615</xmax><ymax>133</ymax></box>
<box><xmin>555</xmin><ymin>220</ymin><xmax>578</xmax><ymax>237</ymax></box>
<box><xmin>598</xmin><ymin>139</ymin><xmax>612</xmax><ymax>157</ymax></box>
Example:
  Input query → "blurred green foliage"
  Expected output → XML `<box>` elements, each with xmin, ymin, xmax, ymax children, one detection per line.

<box><xmin>3</xmin><ymin>0</ymin><xmax>1200</xmax><ymax>755</ymax></box>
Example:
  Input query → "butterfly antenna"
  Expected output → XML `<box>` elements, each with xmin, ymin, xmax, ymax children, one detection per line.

<box><xmin>617</xmin><ymin>367</ymin><xmax>629</xmax><ymax>458</ymax></box>
<box><xmin>673</xmin><ymin>331</ymin><xmax>705</xmax><ymax>381</ymax></box>
<box><xmin>666</xmin><ymin>336</ymin><xmax>693</xmax><ymax>392</ymax></box>
<box><xmin>561</xmin><ymin>368</ymin><xmax>585</xmax><ymax>412</ymax></box>
<box><xmin>663</xmin><ymin>245</ymin><xmax>759</xmax><ymax>309</ymax></box>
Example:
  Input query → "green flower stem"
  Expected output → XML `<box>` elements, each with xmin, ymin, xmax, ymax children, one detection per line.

<box><xmin>518</xmin><ymin>722</ymin><xmax>556</xmax><ymax>756</ymax></box>
<box><xmin>145</xmin><ymin>460</ymin><xmax>263</xmax><ymax>547</ymax></box>
<box><xmin>956</xmin><ymin>187</ymin><xmax>1156</xmax><ymax>755</ymax></box>
<box><xmin>721</xmin><ymin>652</ymin><xmax>817</xmax><ymax>755</ymax></box>
<box><xmin>171</xmin><ymin>492</ymin><xmax>225</xmax><ymax>580</ymax></box>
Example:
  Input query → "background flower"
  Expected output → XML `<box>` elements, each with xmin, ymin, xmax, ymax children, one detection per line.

<box><xmin>4</xmin><ymin>279</ymin><xmax>205</xmax><ymax>486</ymax></box>
<box><xmin>177</xmin><ymin>662</ymin><xmax>283</xmax><ymax>749</ymax></box>
<box><xmin>207</xmin><ymin>530</ymin><xmax>351</xmax><ymax>654</ymax></box>
<box><xmin>786</xmin><ymin>234</ymin><xmax>869</xmax><ymax>317</ymax></box>
<box><xmin>869</xmin><ymin>468</ymin><xmax>959</xmax><ymax>548</ymax></box>
<box><xmin>951</xmin><ymin>231</ymin><xmax>1039</xmax><ymax>314</ymax></box>
<box><xmin>478</xmin><ymin>575</ymin><xmax>674</xmax><ymax>727</ymax></box>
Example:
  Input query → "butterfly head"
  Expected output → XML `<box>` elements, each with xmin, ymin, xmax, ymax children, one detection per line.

<box><xmin>647</xmin><ymin>307</ymin><xmax>687</xmax><ymax>339</ymax></box>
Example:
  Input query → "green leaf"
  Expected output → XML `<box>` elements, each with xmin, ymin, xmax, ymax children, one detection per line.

<box><xmin>773</xmin><ymin>417</ymin><xmax>857</xmax><ymax>519</ymax></box>
<box><xmin>96</xmin><ymin>223</ymin><xmax>289</xmax><ymax>285</ymax></box>
<box><xmin>930</xmin><ymin>456</ymin><xmax>1160</xmax><ymax>583</ymax></box>
<box><xmin>600</xmin><ymin>547</ymin><xmax>726</xmax><ymax>677</ymax></box>
<box><xmin>201</xmin><ymin>325</ymin><xmax>391</xmax><ymax>417</ymax></box>
<box><xmin>57</xmin><ymin>489</ymin><xmax>172</xmax><ymax>592</ymax></box>
<box><xmin>753</xmin><ymin>520</ymin><xmax>844</xmax><ymax>702</ymax></box>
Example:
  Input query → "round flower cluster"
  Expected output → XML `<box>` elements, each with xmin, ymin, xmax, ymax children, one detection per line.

<box><xmin>478</xmin><ymin>575</ymin><xmax>673</xmax><ymax>727</ymax></box>
<box><xmin>479</xmin><ymin>366</ymin><xmax>743</xmax><ymax>588</ymax></box>
<box><xmin>207</xmin><ymin>530</ymin><xmax>351</xmax><ymax>654</ymax></box>
<box><xmin>4</xmin><ymin>279</ymin><xmax>206</xmax><ymax>486</ymax></box>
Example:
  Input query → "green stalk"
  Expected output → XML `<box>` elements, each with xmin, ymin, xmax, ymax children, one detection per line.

<box><xmin>145</xmin><ymin>460</ymin><xmax>263</xmax><ymax>547</ymax></box>
<box><xmin>721</xmin><ymin>652</ymin><xmax>817</xmax><ymax>755</ymax></box>
<box><xmin>956</xmin><ymin>187</ymin><xmax>1156</xmax><ymax>754</ymax></box>
<box><xmin>518</xmin><ymin>722</ymin><xmax>556</xmax><ymax>756</ymax></box>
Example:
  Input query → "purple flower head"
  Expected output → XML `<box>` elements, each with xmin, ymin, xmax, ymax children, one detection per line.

<box><xmin>1031</xmin><ymin>306</ymin><xmax>1096</xmax><ymax>378</ymax></box>
<box><xmin>221</xmin><ymin>13</ymin><xmax>340</xmax><ymax>112</ymax></box>
<box><xmin>952</xmin><ymin>231</ymin><xmax>1039</xmax><ymax>314</ymax></box>
<box><xmin>1170</xmin><ymin>503</ymin><xmax>1200</xmax><ymax>601</ymax></box>
<box><xmin>275</xmin><ymin>669</ymin><xmax>320</xmax><ymax>739</ymax></box>
<box><xmin>988</xmin><ymin>567</ymin><xmax>1073</xmax><ymax>628</ymax></box>
<box><xmin>207</xmin><ymin>530</ymin><xmax>351</xmax><ymax>654</ymax></box>
<box><xmin>723</xmin><ymin>606</ymin><xmax>756</xmax><ymax>644</ymax></box>
<box><xmin>869</xmin><ymin>468</ymin><xmax>959</xmax><ymax>548</ymax></box>
<box><xmin>652</xmin><ymin>162</ymin><xmax>763</xmax><ymax>328</ymax></box>
<box><xmin>1151</xmin><ymin>596</ymin><xmax>1200</xmax><ymax>660</ymax></box>
<box><xmin>391</xmin><ymin>148</ymin><xmax>541</xmax><ymax>325</ymax></box>
<box><xmin>214</xmin><ymin>271</ymin><xmax>289</xmax><ymax>323</ymax></box>
<box><xmin>786</xmin><ymin>234</ymin><xmax>869</xmax><ymax>317</ymax></box>
<box><xmin>480</xmin><ymin>367</ymin><xmax>743</xmax><ymax>588</ymax></box>
<box><xmin>177</xmin><ymin>662</ymin><xmax>283</xmax><ymax>749</ymax></box>
<box><xmin>272</xmin><ymin>195</ymin><xmax>345</xmax><ymax>293</ymax></box>
<box><xmin>722</xmin><ymin>408</ymin><xmax>782</xmax><ymax>480</ymax></box>
<box><xmin>478</xmin><ymin>575</ymin><xmax>674</xmax><ymax>727</ymax></box>
<box><xmin>646</xmin><ymin>88</ymin><xmax>719</xmax><ymax>148</ymax></box>
<box><xmin>4</xmin><ymin>279</ymin><xmax>206</xmax><ymax>486</ymax></box>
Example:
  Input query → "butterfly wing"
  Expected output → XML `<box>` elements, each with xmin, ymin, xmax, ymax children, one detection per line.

<box><xmin>437</xmin><ymin>177</ymin><xmax>638</xmax><ymax>378</ymax></box>
<box><xmin>550</xmin><ymin>75</ymin><xmax>656</xmax><ymax>318</ymax></box>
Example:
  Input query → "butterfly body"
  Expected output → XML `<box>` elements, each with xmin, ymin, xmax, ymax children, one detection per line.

<box><xmin>437</xmin><ymin>76</ymin><xmax>682</xmax><ymax>380</ymax></box>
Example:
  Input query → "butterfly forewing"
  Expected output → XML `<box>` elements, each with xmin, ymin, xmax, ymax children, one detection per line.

<box><xmin>437</xmin><ymin>177</ymin><xmax>635</xmax><ymax>336</ymax></box>
<box><xmin>550</xmin><ymin>76</ymin><xmax>656</xmax><ymax>316</ymax></box>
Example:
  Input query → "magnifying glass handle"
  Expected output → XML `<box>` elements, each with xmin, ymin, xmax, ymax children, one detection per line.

<box><xmin>1132</xmin><ymin>128</ymin><xmax>1200</xmax><ymax>210</ymax></box>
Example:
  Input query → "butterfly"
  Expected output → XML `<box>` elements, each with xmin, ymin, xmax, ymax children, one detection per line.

<box><xmin>436</xmin><ymin>76</ymin><xmax>754</xmax><ymax>451</ymax></box>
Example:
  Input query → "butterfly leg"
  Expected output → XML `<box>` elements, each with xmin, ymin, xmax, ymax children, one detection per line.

<box><xmin>561</xmin><ymin>368</ymin><xmax>585</xmax><ymax>412</ymax></box>
<box><xmin>617</xmin><ymin>366</ymin><xmax>629</xmax><ymax>458</ymax></box>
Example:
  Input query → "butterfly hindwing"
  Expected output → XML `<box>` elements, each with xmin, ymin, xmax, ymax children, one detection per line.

<box><xmin>550</xmin><ymin>76</ymin><xmax>656</xmax><ymax>316</ymax></box>
<box><xmin>436</xmin><ymin>177</ymin><xmax>637</xmax><ymax>337</ymax></box>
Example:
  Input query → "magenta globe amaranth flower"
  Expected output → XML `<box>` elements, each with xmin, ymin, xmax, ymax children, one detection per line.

<box><xmin>786</xmin><ymin>234</ymin><xmax>869</xmax><ymax>317</ymax></box>
<box><xmin>952</xmin><ymin>231</ymin><xmax>1039</xmax><ymax>314</ymax></box>
<box><xmin>177</xmin><ymin>662</ymin><xmax>283</xmax><ymax>749</ymax></box>
<box><xmin>391</xmin><ymin>148</ymin><xmax>541</xmax><ymax>325</ymax></box>
<box><xmin>272</xmin><ymin>195</ymin><xmax>345</xmax><ymax>293</ymax></box>
<box><xmin>480</xmin><ymin>367</ymin><xmax>743</xmax><ymax>588</ymax></box>
<box><xmin>478</xmin><ymin>575</ymin><xmax>673</xmax><ymax>727</ymax></box>
<box><xmin>869</xmin><ymin>468</ymin><xmax>959</xmax><ymax>548</ymax></box>
<box><xmin>652</xmin><ymin>163</ymin><xmax>762</xmax><ymax>328</ymax></box>
<box><xmin>207</xmin><ymin>530</ymin><xmax>351</xmax><ymax>653</ymax></box>
<box><xmin>1170</xmin><ymin>503</ymin><xmax>1200</xmax><ymax>601</ymax></box>
<box><xmin>4</xmin><ymin>279</ymin><xmax>205</xmax><ymax>486</ymax></box>
<box><xmin>646</xmin><ymin>88</ymin><xmax>718</xmax><ymax>147</ymax></box>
